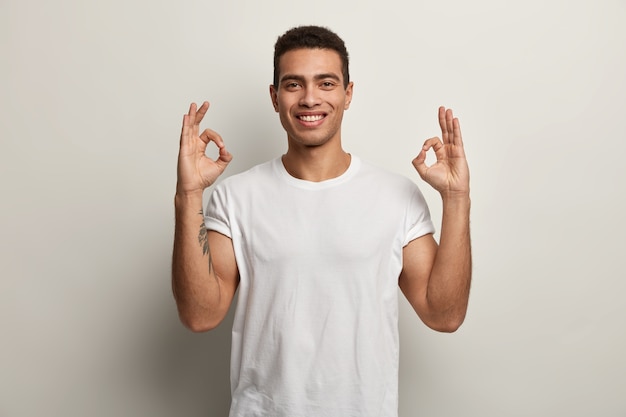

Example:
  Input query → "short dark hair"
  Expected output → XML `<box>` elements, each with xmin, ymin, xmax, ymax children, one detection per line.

<box><xmin>273</xmin><ymin>25</ymin><xmax>350</xmax><ymax>89</ymax></box>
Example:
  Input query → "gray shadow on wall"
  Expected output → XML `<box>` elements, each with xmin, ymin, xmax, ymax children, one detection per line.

<box><xmin>101</xmin><ymin>254</ymin><xmax>236</xmax><ymax>417</ymax></box>
<box><xmin>152</xmin><ymin>293</ymin><xmax>237</xmax><ymax>417</ymax></box>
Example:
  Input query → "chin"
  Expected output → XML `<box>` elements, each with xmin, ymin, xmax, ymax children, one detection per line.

<box><xmin>293</xmin><ymin>137</ymin><xmax>332</xmax><ymax>148</ymax></box>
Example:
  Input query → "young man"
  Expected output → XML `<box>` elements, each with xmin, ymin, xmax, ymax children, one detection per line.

<box><xmin>172</xmin><ymin>25</ymin><xmax>471</xmax><ymax>417</ymax></box>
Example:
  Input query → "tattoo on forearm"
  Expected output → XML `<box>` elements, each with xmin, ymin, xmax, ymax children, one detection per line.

<box><xmin>198</xmin><ymin>223</ymin><xmax>209</xmax><ymax>255</ymax></box>
<box><xmin>197</xmin><ymin>211</ymin><xmax>213</xmax><ymax>273</ymax></box>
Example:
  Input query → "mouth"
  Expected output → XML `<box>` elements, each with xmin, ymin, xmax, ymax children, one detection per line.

<box><xmin>297</xmin><ymin>113</ymin><xmax>326</xmax><ymax>122</ymax></box>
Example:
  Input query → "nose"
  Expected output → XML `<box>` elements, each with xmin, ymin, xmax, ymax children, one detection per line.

<box><xmin>299</xmin><ymin>85</ymin><xmax>321</xmax><ymax>108</ymax></box>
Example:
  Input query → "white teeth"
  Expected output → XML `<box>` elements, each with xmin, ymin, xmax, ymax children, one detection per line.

<box><xmin>299</xmin><ymin>115</ymin><xmax>324</xmax><ymax>122</ymax></box>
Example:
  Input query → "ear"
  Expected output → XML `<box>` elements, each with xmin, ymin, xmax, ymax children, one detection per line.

<box><xmin>344</xmin><ymin>82</ymin><xmax>354</xmax><ymax>110</ymax></box>
<box><xmin>269</xmin><ymin>84</ymin><xmax>279</xmax><ymax>112</ymax></box>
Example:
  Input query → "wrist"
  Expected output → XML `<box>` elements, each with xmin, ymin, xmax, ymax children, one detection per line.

<box><xmin>440</xmin><ymin>191</ymin><xmax>471</xmax><ymax>206</ymax></box>
<box><xmin>174</xmin><ymin>191</ymin><xmax>204</xmax><ymax>209</ymax></box>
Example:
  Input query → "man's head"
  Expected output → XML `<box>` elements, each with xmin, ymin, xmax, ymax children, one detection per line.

<box><xmin>273</xmin><ymin>25</ymin><xmax>350</xmax><ymax>89</ymax></box>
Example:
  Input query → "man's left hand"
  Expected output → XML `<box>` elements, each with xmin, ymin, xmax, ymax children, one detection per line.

<box><xmin>412</xmin><ymin>106</ymin><xmax>470</xmax><ymax>198</ymax></box>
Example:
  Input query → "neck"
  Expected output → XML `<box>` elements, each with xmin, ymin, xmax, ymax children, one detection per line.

<box><xmin>281</xmin><ymin>146</ymin><xmax>351</xmax><ymax>182</ymax></box>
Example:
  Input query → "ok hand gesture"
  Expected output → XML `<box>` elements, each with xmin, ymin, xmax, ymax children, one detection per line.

<box><xmin>412</xmin><ymin>107</ymin><xmax>470</xmax><ymax>198</ymax></box>
<box><xmin>176</xmin><ymin>102</ymin><xmax>233</xmax><ymax>196</ymax></box>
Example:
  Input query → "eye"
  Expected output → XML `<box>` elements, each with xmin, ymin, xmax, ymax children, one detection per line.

<box><xmin>321</xmin><ymin>81</ymin><xmax>336</xmax><ymax>89</ymax></box>
<box><xmin>284</xmin><ymin>82</ymin><xmax>301</xmax><ymax>90</ymax></box>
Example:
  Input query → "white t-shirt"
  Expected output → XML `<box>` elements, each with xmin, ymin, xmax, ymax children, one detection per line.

<box><xmin>205</xmin><ymin>155</ymin><xmax>435</xmax><ymax>417</ymax></box>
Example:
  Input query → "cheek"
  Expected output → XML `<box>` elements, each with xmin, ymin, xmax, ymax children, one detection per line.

<box><xmin>274</xmin><ymin>96</ymin><xmax>288</xmax><ymax>112</ymax></box>
<box><xmin>278</xmin><ymin>109</ymin><xmax>292</xmax><ymax>127</ymax></box>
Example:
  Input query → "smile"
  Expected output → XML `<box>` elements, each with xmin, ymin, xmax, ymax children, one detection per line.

<box><xmin>298</xmin><ymin>114</ymin><xmax>325</xmax><ymax>122</ymax></box>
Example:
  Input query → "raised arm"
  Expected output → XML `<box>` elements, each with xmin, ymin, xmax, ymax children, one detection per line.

<box><xmin>172</xmin><ymin>102</ymin><xmax>238</xmax><ymax>332</ymax></box>
<box><xmin>399</xmin><ymin>106</ymin><xmax>471</xmax><ymax>333</ymax></box>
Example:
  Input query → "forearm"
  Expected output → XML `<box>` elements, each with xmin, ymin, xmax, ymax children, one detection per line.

<box><xmin>426</xmin><ymin>194</ymin><xmax>472</xmax><ymax>329</ymax></box>
<box><xmin>171</xmin><ymin>192</ymin><xmax>224</xmax><ymax>331</ymax></box>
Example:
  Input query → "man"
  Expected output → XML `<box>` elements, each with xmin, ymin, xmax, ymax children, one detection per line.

<box><xmin>172</xmin><ymin>25</ymin><xmax>471</xmax><ymax>417</ymax></box>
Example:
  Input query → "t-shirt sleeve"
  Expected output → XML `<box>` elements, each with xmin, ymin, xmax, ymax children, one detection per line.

<box><xmin>204</xmin><ymin>184</ymin><xmax>232</xmax><ymax>239</ymax></box>
<box><xmin>403</xmin><ymin>185</ymin><xmax>436</xmax><ymax>247</ymax></box>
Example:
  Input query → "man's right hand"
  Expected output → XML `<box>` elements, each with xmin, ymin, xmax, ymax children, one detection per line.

<box><xmin>176</xmin><ymin>101</ymin><xmax>232</xmax><ymax>196</ymax></box>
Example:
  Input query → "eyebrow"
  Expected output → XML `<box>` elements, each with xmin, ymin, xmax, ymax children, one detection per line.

<box><xmin>280</xmin><ymin>73</ymin><xmax>342</xmax><ymax>84</ymax></box>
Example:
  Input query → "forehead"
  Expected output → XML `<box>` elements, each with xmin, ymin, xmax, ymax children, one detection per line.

<box><xmin>277</xmin><ymin>48</ymin><xmax>343</xmax><ymax>82</ymax></box>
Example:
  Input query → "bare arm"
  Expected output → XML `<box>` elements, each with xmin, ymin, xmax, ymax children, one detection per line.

<box><xmin>172</xmin><ymin>102</ymin><xmax>238</xmax><ymax>332</ymax></box>
<box><xmin>399</xmin><ymin>107</ymin><xmax>472</xmax><ymax>333</ymax></box>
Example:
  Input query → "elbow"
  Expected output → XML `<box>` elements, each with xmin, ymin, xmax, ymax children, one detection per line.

<box><xmin>184</xmin><ymin>319</ymin><xmax>218</xmax><ymax>333</ymax></box>
<box><xmin>172</xmin><ymin>290</ymin><xmax>226</xmax><ymax>333</ymax></box>
<box><xmin>178</xmin><ymin>311</ymin><xmax>223</xmax><ymax>333</ymax></box>
<box><xmin>431</xmin><ymin>319</ymin><xmax>463</xmax><ymax>333</ymax></box>
<box><xmin>426</xmin><ymin>312</ymin><xmax>466</xmax><ymax>333</ymax></box>
<box><xmin>420</xmin><ymin>294</ymin><xmax>469</xmax><ymax>333</ymax></box>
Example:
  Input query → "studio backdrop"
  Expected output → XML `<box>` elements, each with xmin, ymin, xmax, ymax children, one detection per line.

<box><xmin>1</xmin><ymin>0</ymin><xmax>625</xmax><ymax>416</ymax></box>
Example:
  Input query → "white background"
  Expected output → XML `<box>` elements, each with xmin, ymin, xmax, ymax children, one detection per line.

<box><xmin>2</xmin><ymin>0</ymin><xmax>625</xmax><ymax>416</ymax></box>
